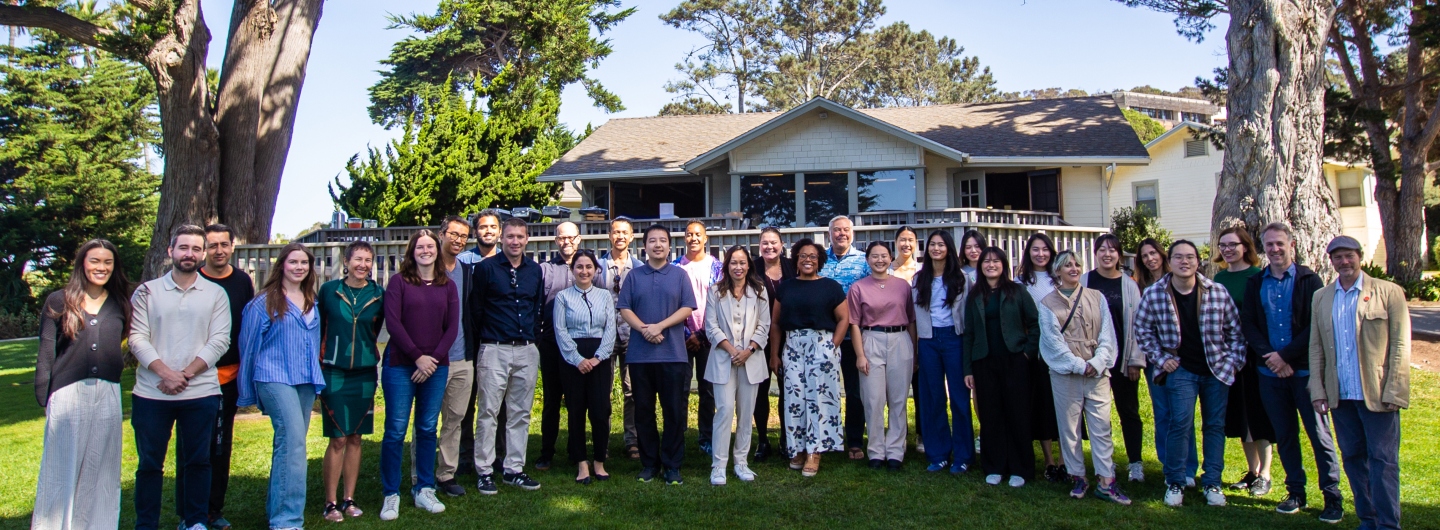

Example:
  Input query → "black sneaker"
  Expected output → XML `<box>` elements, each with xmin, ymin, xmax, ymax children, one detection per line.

<box><xmin>1230</xmin><ymin>471</ymin><xmax>1257</xmax><ymax>490</ymax></box>
<box><xmin>503</xmin><ymin>471</ymin><xmax>541</xmax><ymax>491</ymax></box>
<box><xmin>1045</xmin><ymin>465</ymin><xmax>1065</xmax><ymax>483</ymax></box>
<box><xmin>663</xmin><ymin>468</ymin><xmax>683</xmax><ymax>485</ymax></box>
<box><xmin>637</xmin><ymin>467</ymin><xmax>657</xmax><ymax>483</ymax></box>
<box><xmin>886</xmin><ymin>459</ymin><xmax>903</xmax><ymax>471</ymax></box>
<box><xmin>1319</xmin><ymin>497</ymin><xmax>1343</xmax><ymax>524</ymax></box>
<box><xmin>534</xmin><ymin>459</ymin><xmax>553</xmax><ymax>471</ymax></box>
<box><xmin>476</xmin><ymin>474</ymin><xmax>498</xmax><ymax>495</ymax></box>
<box><xmin>1276</xmin><ymin>494</ymin><xmax>1306</xmax><ymax>514</ymax></box>
<box><xmin>753</xmin><ymin>442</ymin><xmax>771</xmax><ymax>462</ymax></box>
<box><xmin>437</xmin><ymin>479</ymin><xmax>466</xmax><ymax>497</ymax></box>
<box><xmin>1249</xmin><ymin>477</ymin><xmax>1273</xmax><ymax>496</ymax></box>
<box><xmin>868</xmin><ymin>458</ymin><xmax>884</xmax><ymax>469</ymax></box>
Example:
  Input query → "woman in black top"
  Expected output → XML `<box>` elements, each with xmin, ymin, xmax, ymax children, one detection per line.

<box><xmin>962</xmin><ymin>247</ymin><xmax>1041</xmax><ymax>488</ymax></box>
<box><xmin>32</xmin><ymin>239</ymin><xmax>132</xmax><ymax>529</ymax></box>
<box><xmin>754</xmin><ymin>227</ymin><xmax>794</xmax><ymax>460</ymax></box>
<box><xmin>768</xmin><ymin>238</ymin><xmax>848</xmax><ymax>477</ymax></box>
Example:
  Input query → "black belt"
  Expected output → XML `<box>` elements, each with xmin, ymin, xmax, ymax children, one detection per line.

<box><xmin>861</xmin><ymin>325</ymin><xmax>907</xmax><ymax>333</ymax></box>
<box><xmin>483</xmin><ymin>340</ymin><xmax>533</xmax><ymax>346</ymax></box>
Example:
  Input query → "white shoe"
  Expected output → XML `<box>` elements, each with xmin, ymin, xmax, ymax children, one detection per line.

<box><xmin>734</xmin><ymin>464</ymin><xmax>757</xmax><ymax>482</ymax></box>
<box><xmin>414</xmin><ymin>487</ymin><xmax>446</xmax><ymax>514</ymax></box>
<box><xmin>710</xmin><ymin>467</ymin><xmax>727</xmax><ymax>486</ymax></box>
<box><xmin>916</xmin><ymin>441</ymin><xmax>926</xmax><ymax>454</ymax></box>
<box><xmin>1128</xmin><ymin>462</ymin><xmax>1145</xmax><ymax>482</ymax></box>
<box><xmin>1164</xmin><ymin>484</ymin><xmax>1184</xmax><ymax>507</ymax></box>
<box><xmin>985</xmin><ymin>474</ymin><xmax>1003</xmax><ymax>485</ymax></box>
<box><xmin>1185</xmin><ymin>476</ymin><xmax>1196</xmax><ymax>488</ymax></box>
<box><xmin>380</xmin><ymin>494</ymin><xmax>400</xmax><ymax>521</ymax></box>
<box><xmin>1008</xmin><ymin>475</ymin><xmax>1025</xmax><ymax>488</ymax></box>
<box><xmin>1204</xmin><ymin>484</ymin><xmax>1227</xmax><ymax>506</ymax></box>
<box><xmin>179</xmin><ymin>524</ymin><xmax>206</xmax><ymax>530</ymax></box>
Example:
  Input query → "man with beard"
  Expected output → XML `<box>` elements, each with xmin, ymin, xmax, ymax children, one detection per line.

<box><xmin>535</xmin><ymin>221</ymin><xmax>579</xmax><ymax>470</ymax></box>
<box><xmin>192</xmin><ymin>224</ymin><xmax>254</xmax><ymax>530</ymax></box>
<box><xmin>128</xmin><ymin>224</ymin><xmax>233</xmax><ymax>530</ymax></box>
<box><xmin>458</xmin><ymin>209</ymin><xmax>501</xmax><ymax>476</ymax></box>
<box><xmin>596</xmin><ymin>217</ymin><xmax>645</xmax><ymax>458</ymax></box>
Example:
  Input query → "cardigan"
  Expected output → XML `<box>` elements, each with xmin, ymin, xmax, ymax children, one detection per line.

<box><xmin>961</xmin><ymin>288</ymin><xmax>1040</xmax><ymax>376</ymax></box>
<box><xmin>34</xmin><ymin>292</ymin><xmax>126</xmax><ymax>406</ymax></box>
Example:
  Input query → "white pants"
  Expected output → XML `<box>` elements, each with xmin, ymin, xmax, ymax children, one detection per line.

<box><xmin>860</xmin><ymin>330</ymin><xmax>914</xmax><ymax>461</ymax></box>
<box><xmin>474</xmin><ymin>344</ymin><xmax>539</xmax><ymax>475</ymax></box>
<box><xmin>1051</xmin><ymin>372</ymin><xmax>1116</xmax><ymax>478</ymax></box>
<box><xmin>711</xmin><ymin>366</ymin><xmax>760</xmax><ymax>470</ymax></box>
<box><xmin>33</xmin><ymin>379</ymin><xmax>122</xmax><ymax>530</ymax></box>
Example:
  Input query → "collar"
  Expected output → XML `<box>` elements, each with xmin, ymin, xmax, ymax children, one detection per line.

<box><xmin>641</xmin><ymin>262</ymin><xmax>674</xmax><ymax>274</ymax></box>
<box><xmin>1265</xmin><ymin>263</ymin><xmax>1296</xmax><ymax>281</ymax></box>
<box><xmin>1335</xmin><ymin>273</ymin><xmax>1364</xmax><ymax>294</ymax></box>
<box><xmin>161</xmin><ymin>271</ymin><xmax>206</xmax><ymax>292</ymax></box>
<box><xmin>828</xmin><ymin>245</ymin><xmax>863</xmax><ymax>259</ymax></box>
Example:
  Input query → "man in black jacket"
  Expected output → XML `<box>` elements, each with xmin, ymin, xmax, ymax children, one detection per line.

<box><xmin>1240</xmin><ymin>222</ymin><xmax>1342</xmax><ymax>523</ymax></box>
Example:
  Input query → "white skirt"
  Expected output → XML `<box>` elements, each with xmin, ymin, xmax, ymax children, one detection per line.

<box><xmin>33</xmin><ymin>378</ymin><xmax>122</xmax><ymax>530</ymax></box>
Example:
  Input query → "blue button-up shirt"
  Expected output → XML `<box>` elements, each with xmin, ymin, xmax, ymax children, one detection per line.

<box><xmin>1332</xmin><ymin>275</ymin><xmax>1365</xmax><ymax>400</ymax></box>
<box><xmin>471</xmin><ymin>255</ymin><xmax>545</xmax><ymax>343</ymax></box>
<box><xmin>236</xmin><ymin>295</ymin><xmax>324</xmax><ymax>408</ymax></box>
<box><xmin>1259</xmin><ymin>263</ymin><xmax>1306</xmax><ymax>377</ymax></box>
<box><xmin>820</xmin><ymin>245</ymin><xmax>867</xmax><ymax>294</ymax></box>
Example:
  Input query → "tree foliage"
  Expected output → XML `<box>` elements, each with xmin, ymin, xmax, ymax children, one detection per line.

<box><xmin>1122</xmin><ymin>107</ymin><xmax>1167</xmax><ymax>143</ymax></box>
<box><xmin>1001</xmin><ymin>87</ymin><xmax>1091</xmax><ymax>101</ymax></box>
<box><xmin>0</xmin><ymin>31</ymin><xmax>160</xmax><ymax>312</ymax></box>
<box><xmin>1110</xmin><ymin>206</ymin><xmax>1173</xmax><ymax>255</ymax></box>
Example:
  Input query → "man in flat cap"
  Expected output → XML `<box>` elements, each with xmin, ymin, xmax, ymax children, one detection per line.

<box><xmin>1308</xmin><ymin>235</ymin><xmax>1409</xmax><ymax>530</ymax></box>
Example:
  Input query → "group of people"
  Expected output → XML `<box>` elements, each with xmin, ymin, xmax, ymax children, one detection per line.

<box><xmin>29</xmin><ymin>213</ymin><xmax>1410</xmax><ymax>530</ymax></box>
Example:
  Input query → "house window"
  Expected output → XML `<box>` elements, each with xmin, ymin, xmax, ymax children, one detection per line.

<box><xmin>804</xmin><ymin>173</ymin><xmax>849</xmax><ymax>226</ymax></box>
<box><xmin>1029</xmin><ymin>170</ymin><xmax>1060</xmax><ymax>213</ymax></box>
<box><xmin>955</xmin><ymin>176</ymin><xmax>982</xmax><ymax>208</ymax></box>
<box><xmin>858</xmin><ymin>169</ymin><xmax>916</xmax><ymax>212</ymax></box>
<box><xmin>1134</xmin><ymin>181</ymin><xmax>1159</xmax><ymax>216</ymax></box>
<box><xmin>1185</xmin><ymin>139</ymin><xmax>1208</xmax><ymax>157</ymax></box>
<box><xmin>1338</xmin><ymin>170</ymin><xmax>1364</xmax><ymax>207</ymax></box>
<box><xmin>1181</xmin><ymin>112</ymin><xmax>1211</xmax><ymax>124</ymax></box>
<box><xmin>740</xmin><ymin>174</ymin><xmax>796</xmax><ymax>228</ymax></box>
<box><xmin>1133</xmin><ymin>106</ymin><xmax>1175</xmax><ymax>121</ymax></box>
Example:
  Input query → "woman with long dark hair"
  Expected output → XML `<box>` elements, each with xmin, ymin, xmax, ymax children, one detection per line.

<box><xmin>319</xmin><ymin>241</ymin><xmax>384</xmax><ymax>521</ymax></box>
<box><xmin>704</xmin><ymin>245</ymin><xmax>771</xmax><ymax>484</ymax></box>
<box><xmin>1017</xmin><ymin>232</ymin><xmax>1063</xmax><ymax>481</ymax></box>
<box><xmin>963</xmin><ymin>247</ymin><xmax>1040</xmax><ymax>487</ymax></box>
<box><xmin>849</xmin><ymin>241</ymin><xmax>915</xmax><ymax>470</ymax></box>
<box><xmin>237</xmin><ymin>242</ymin><xmax>326</xmax><ymax>529</ymax></box>
<box><xmin>889</xmin><ymin>226</ymin><xmax>922</xmax><ymax>282</ymax></box>
<box><xmin>754</xmin><ymin>227</ymin><xmax>794</xmax><ymax>460</ymax></box>
<box><xmin>1080</xmin><ymin>234</ymin><xmax>1148</xmax><ymax>483</ymax></box>
<box><xmin>769</xmin><ymin>238</ymin><xmax>848</xmax><ymax>477</ymax></box>
<box><xmin>912</xmin><ymin>229</ymin><xmax>973</xmax><ymax>474</ymax></box>
<box><xmin>32</xmin><ymin>239</ymin><xmax>131</xmax><ymax>530</ymax></box>
<box><xmin>554</xmin><ymin>250</ymin><xmax>617</xmax><ymax>485</ymax></box>
<box><xmin>958</xmin><ymin>230</ymin><xmax>987</xmax><ymax>282</ymax></box>
<box><xmin>1134</xmin><ymin>238</ymin><xmax>1170</xmax><ymax>291</ymax></box>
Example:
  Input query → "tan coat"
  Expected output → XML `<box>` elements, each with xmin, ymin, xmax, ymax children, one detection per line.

<box><xmin>1308</xmin><ymin>272</ymin><xmax>1410</xmax><ymax>412</ymax></box>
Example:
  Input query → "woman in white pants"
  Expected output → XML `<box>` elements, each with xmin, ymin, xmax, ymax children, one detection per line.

<box><xmin>1036</xmin><ymin>250</ymin><xmax>1131</xmax><ymax>505</ymax></box>
<box><xmin>704</xmin><ymin>245</ymin><xmax>771</xmax><ymax>485</ymax></box>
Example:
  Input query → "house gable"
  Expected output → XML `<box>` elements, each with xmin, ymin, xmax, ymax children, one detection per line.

<box><xmin>730</xmin><ymin>109</ymin><xmax>924</xmax><ymax>174</ymax></box>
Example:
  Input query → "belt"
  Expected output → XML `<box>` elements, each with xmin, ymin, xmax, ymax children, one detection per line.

<box><xmin>483</xmin><ymin>340</ymin><xmax>533</xmax><ymax>346</ymax></box>
<box><xmin>861</xmin><ymin>325</ymin><xmax>907</xmax><ymax>333</ymax></box>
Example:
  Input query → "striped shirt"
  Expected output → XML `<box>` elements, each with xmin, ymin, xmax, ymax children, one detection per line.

<box><xmin>237</xmin><ymin>293</ymin><xmax>325</xmax><ymax>407</ymax></box>
<box><xmin>553</xmin><ymin>285</ymin><xmax>617</xmax><ymax>367</ymax></box>
<box><xmin>1332</xmin><ymin>275</ymin><xmax>1365</xmax><ymax>401</ymax></box>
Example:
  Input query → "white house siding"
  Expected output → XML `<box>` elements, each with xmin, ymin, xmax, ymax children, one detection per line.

<box><xmin>1325</xmin><ymin>165</ymin><xmax>1387</xmax><ymax>265</ymax></box>
<box><xmin>1059</xmin><ymin>166</ymin><xmax>1105</xmax><ymax>227</ymax></box>
<box><xmin>729</xmin><ymin>111</ymin><xmax>923</xmax><ymax>173</ymax></box>
<box><xmin>1109</xmin><ymin>131</ymin><xmax>1222</xmax><ymax>243</ymax></box>
<box><xmin>924</xmin><ymin>152</ymin><xmax>959</xmax><ymax>208</ymax></box>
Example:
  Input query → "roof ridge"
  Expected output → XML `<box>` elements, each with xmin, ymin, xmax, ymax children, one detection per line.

<box><xmin>604</xmin><ymin>110</ymin><xmax>785</xmax><ymax>122</ymax></box>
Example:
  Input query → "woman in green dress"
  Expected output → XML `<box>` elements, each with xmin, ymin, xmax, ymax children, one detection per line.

<box><xmin>318</xmin><ymin>241</ymin><xmax>385</xmax><ymax>521</ymax></box>
<box><xmin>1211</xmin><ymin>226</ymin><xmax>1275</xmax><ymax>497</ymax></box>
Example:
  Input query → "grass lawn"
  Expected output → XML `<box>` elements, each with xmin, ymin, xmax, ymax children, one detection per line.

<box><xmin>0</xmin><ymin>337</ymin><xmax>1436</xmax><ymax>529</ymax></box>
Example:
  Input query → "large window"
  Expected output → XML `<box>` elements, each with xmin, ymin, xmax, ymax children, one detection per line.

<box><xmin>804</xmin><ymin>173</ymin><xmax>849</xmax><ymax>226</ymax></box>
<box><xmin>858</xmin><ymin>169</ymin><xmax>916</xmax><ymax>212</ymax></box>
<box><xmin>740</xmin><ymin>174</ymin><xmax>796</xmax><ymax>227</ymax></box>
<box><xmin>1134</xmin><ymin>180</ymin><xmax>1159</xmax><ymax>216</ymax></box>
<box><xmin>1338</xmin><ymin>170</ymin><xmax>1364</xmax><ymax>207</ymax></box>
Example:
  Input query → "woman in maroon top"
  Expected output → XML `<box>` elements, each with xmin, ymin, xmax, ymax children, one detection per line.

<box><xmin>847</xmin><ymin>241</ymin><xmax>916</xmax><ymax>470</ymax></box>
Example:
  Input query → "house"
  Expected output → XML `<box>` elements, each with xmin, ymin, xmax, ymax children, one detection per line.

<box><xmin>1111</xmin><ymin>90</ymin><xmax>1222</xmax><ymax>128</ymax></box>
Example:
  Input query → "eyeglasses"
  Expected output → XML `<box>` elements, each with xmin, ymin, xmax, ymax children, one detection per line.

<box><xmin>1172</xmin><ymin>255</ymin><xmax>1199</xmax><ymax>263</ymax></box>
<box><xmin>508</xmin><ymin>268</ymin><xmax>517</xmax><ymax>288</ymax></box>
<box><xmin>556</xmin><ymin>235</ymin><xmax>578</xmax><ymax>243</ymax></box>
<box><xmin>444</xmin><ymin>230</ymin><xmax>469</xmax><ymax>240</ymax></box>
<box><xmin>796</xmin><ymin>254</ymin><xmax>820</xmax><ymax>262</ymax></box>
<box><xmin>1216</xmin><ymin>243</ymin><xmax>1242</xmax><ymax>250</ymax></box>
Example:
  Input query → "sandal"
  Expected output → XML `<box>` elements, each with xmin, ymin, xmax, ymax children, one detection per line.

<box><xmin>323</xmin><ymin>502</ymin><xmax>345</xmax><ymax>523</ymax></box>
<box><xmin>341</xmin><ymin>499</ymin><xmax>363</xmax><ymax>518</ymax></box>
<box><xmin>626</xmin><ymin>445</ymin><xmax>640</xmax><ymax>460</ymax></box>
<box><xmin>848</xmin><ymin>447</ymin><xmax>865</xmax><ymax>460</ymax></box>
<box><xmin>790</xmin><ymin>452</ymin><xmax>807</xmax><ymax>470</ymax></box>
<box><xmin>802</xmin><ymin>453</ymin><xmax>822</xmax><ymax>477</ymax></box>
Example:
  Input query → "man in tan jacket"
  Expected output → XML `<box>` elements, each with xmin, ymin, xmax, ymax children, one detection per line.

<box><xmin>1309</xmin><ymin>235</ymin><xmax>1409</xmax><ymax>530</ymax></box>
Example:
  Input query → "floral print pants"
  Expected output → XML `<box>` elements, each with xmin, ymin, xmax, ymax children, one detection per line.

<box><xmin>783</xmin><ymin>329</ymin><xmax>844</xmax><ymax>455</ymax></box>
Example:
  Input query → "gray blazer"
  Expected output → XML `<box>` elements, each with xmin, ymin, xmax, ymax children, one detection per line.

<box><xmin>702</xmin><ymin>284</ymin><xmax>771</xmax><ymax>385</ymax></box>
<box><xmin>913</xmin><ymin>274</ymin><xmax>975</xmax><ymax>338</ymax></box>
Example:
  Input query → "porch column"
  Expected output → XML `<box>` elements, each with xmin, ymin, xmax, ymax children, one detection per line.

<box><xmin>795</xmin><ymin>172</ymin><xmax>807</xmax><ymax>227</ymax></box>
<box><xmin>915</xmin><ymin>166</ymin><xmax>927</xmax><ymax>210</ymax></box>
<box><xmin>847</xmin><ymin>171</ymin><xmax>859</xmax><ymax>215</ymax></box>
<box><xmin>730</xmin><ymin>174</ymin><xmax>742</xmax><ymax>216</ymax></box>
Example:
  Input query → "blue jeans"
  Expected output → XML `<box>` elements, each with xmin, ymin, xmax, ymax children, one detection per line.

<box><xmin>381</xmin><ymin>364</ymin><xmax>448</xmax><ymax>496</ymax></box>
<box><xmin>1163</xmin><ymin>367</ymin><xmax>1228</xmax><ymax>487</ymax></box>
<box><xmin>257</xmin><ymin>383</ymin><xmax>315</xmax><ymax>529</ymax></box>
<box><xmin>1147</xmin><ymin>368</ymin><xmax>1198</xmax><ymax>477</ymax></box>
<box><xmin>1257</xmin><ymin>374</ymin><xmax>1341</xmax><ymax>501</ymax></box>
<box><xmin>917</xmin><ymin>328</ymin><xmax>973</xmax><ymax>466</ymax></box>
<box><xmin>131</xmin><ymin>395</ymin><xmax>219</xmax><ymax>530</ymax></box>
<box><xmin>1332</xmin><ymin>401</ymin><xmax>1401</xmax><ymax>530</ymax></box>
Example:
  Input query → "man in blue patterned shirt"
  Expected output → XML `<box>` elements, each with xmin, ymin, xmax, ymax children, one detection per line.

<box><xmin>818</xmin><ymin>215</ymin><xmax>868</xmax><ymax>459</ymax></box>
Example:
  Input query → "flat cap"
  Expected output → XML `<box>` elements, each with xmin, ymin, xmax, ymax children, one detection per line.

<box><xmin>1326</xmin><ymin>235</ymin><xmax>1363</xmax><ymax>254</ymax></box>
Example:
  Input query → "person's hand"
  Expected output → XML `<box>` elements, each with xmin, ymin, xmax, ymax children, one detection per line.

<box><xmin>964</xmin><ymin>375</ymin><xmax>975</xmax><ymax>390</ymax></box>
<box><xmin>413</xmin><ymin>356</ymin><xmax>438</xmax><ymax>383</ymax></box>
<box><xmin>1383</xmin><ymin>402</ymin><xmax>1400</xmax><ymax>412</ymax></box>
<box><xmin>1275</xmin><ymin>364</ymin><xmax>1295</xmax><ymax>378</ymax></box>
<box><xmin>769</xmin><ymin>354</ymin><xmax>781</xmax><ymax>373</ymax></box>
<box><xmin>1263</xmin><ymin>352</ymin><xmax>1289</xmax><ymax>374</ymax></box>
<box><xmin>856</xmin><ymin>354</ymin><xmax>870</xmax><ymax>376</ymax></box>
<box><xmin>641</xmin><ymin>324</ymin><xmax>664</xmax><ymax>344</ymax></box>
<box><xmin>578</xmin><ymin>358</ymin><xmax>598</xmax><ymax>374</ymax></box>
<box><xmin>733</xmin><ymin>346</ymin><xmax>753</xmax><ymax>366</ymax></box>
<box><xmin>1162</xmin><ymin>359</ymin><xmax>1179</xmax><ymax>373</ymax></box>
<box><xmin>1126</xmin><ymin>366</ymin><xmax>1142</xmax><ymax>381</ymax></box>
<box><xmin>157</xmin><ymin>366</ymin><xmax>188</xmax><ymax>395</ymax></box>
<box><xmin>1083</xmin><ymin>364</ymin><xmax>1097</xmax><ymax>377</ymax></box>
<box><xmin>685</xmin><ymin>333</ymin><xmax>702</xmax><ymax>353</ymax></box>
<box><xmin>1313</xmin><ymin>399</ymin><xmax>1330</xmax><ymax>415</ymax></box>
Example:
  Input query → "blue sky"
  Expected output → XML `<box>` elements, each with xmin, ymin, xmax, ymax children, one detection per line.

<box><xmin>201</xmin><ymin>0</ymin><xmax>1227</xmax><ymax>238</ymax></box>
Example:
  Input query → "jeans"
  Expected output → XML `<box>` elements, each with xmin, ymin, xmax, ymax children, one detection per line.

<box><xmin>916</xmin><ymin>329</ymin><xmax>973</xmax><ymax>466</ymax></box>
<box><xmin>1332</xmin><ymin>401</ymin><xmax>1401</xmax><ymax>530</ymax></box>
<box><xmin>1148</xmin><ymin>368</ymin><xmax>1198</xmax><ymax>477</ymax></box>
<box><xmin>1163</xmin><ymin>367</ymin><xmax>1228</xmax><ymax>487</ymax></box>
<box><xmin>174</xmin><ymin>379</ymin><xmax>239</xmax><ymax>521</ymax></box>
<box><xmin>381</xmin><ymin>364</ymin><xmax>448</xmax><ymax>496</ymax></box>
<box><xmin>256</xmin><ymin>383</ymin><xmax>315</xmax><ymax>529</ymax></box>
<box><xmin>1257</xmin><ymin>374</ymin><xmax>1342</xmax><ymax>501</ymax></box>
<box><xmin>132</xmin><ymin>395</ymin><xmax>219</xmax><ymax>530</ymax></box>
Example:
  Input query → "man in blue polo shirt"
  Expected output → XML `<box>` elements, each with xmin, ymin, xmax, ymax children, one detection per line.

<box><xmin>818</xmin><ymin>215</ymin><xmax>868</xmax><ymax>459</ymax></box>
<box><xmin>618</xmin><ymin>224</ymin><xmax>697</xmax><ymax>485</ymax></box>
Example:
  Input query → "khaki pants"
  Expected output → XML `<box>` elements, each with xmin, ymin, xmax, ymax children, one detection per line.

<box><xmin>1050</xmin><ymin>371</ymin><xmax>1116</xmax><ymax>478</ymax></box>
<box><xmin>859</xmin><ymin>330</ymin><xmax>913</xmax><ymax>461</ymax></box>
<box><xmin>474</xmin><ymin>344</ymin><xmax>539</xmax><ymax>476</ymax></box>
<box><xmin>435</xmin><ymin>360</ymin><xmax>474</xmax><ymax>482</ymax></box>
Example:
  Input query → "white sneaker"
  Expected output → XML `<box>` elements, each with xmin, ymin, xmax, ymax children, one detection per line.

<box><xmin>917</xmin><ymin>441</ymin><xmax>926</xmax><ymax>454</ymax></box>
<box><xmin>1008</xmin><ymin>475</ymin><xmax>1025</xmax><ymax>488</ymax></box>
<box><xmin>1164</xmin><ymin>484</ymin><xmax>1184</xmax><ymax>507</ymax></box>
<box><xmin>1204</xmin><ymin>484</ymin><xmax>1227</xmax><ymax>506</ymax></box>
<box><xmin>1185</xmin><ymin>476</ymin><xmax>1196</xmax><ymax>488</ymax></box>
<box><xmin>380</xmin><ymin>494</ymin><xmax>400</xmax><ymax>521</ymax></box>
<box><xmin>414</xmin><ymin>487</ymin><xmax>446</xmax><ymax>514</ymax></box>
<box><xmin>710</xmin><ymin>467</ymin><xmax>727</xmax><ymax>486</ymax></box>
<box><xmin>179</xmin><ymin>524</ymin><xmax>206</xmax><ymax>530</ymax></box>
<box><xmin>1127</xmin><ymin>462</ymin><xmax>1145</xmax><ymax>482</ymax></box>
<box><xmin>734</xmin><ymin>464</ymin><xmax>757</xmax><ymax>482</ymax></box>
<box><xmin>985</xmin><ymin>474</ymin><xmax>1003</xmax><ymax>485</ymax></box>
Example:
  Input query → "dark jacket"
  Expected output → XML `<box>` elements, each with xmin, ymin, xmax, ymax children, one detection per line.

<box><xmin>961</xmin><ymin>287</ymin><xmax>1041</xmax><ymax>376</ymax></box>
<box><xmin>1241</xmin><ymin>263</ymin><xmax>1324</xmax><ymax>370</ymax></box>
<box><xmin>453</xmin><ymin>258</ymin><xmax>481</xmax><ymax>360</ymax></box>
<box><xmin>538</xmin><ymin>254</ymin><xmax>576</xmax><ymax>343</ymax></box>
<box><xmin>35</xmin><ymin>292</ymin><xmax>126</xmax><ymax>406</ymax></box>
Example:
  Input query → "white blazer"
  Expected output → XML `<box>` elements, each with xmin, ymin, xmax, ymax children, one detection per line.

<box><xmin>702</xmin><ymin>284</ymin><xmax>772</xmax><ymax>385</ymax></box>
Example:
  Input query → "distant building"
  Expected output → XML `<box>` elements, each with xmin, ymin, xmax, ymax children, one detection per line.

<box><xmin>1111</xmin><ymin>91</ymin><xmax>1222</xmax><ymax>128</ymax></box>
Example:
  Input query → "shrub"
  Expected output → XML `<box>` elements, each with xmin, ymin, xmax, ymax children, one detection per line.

<box><xmin>1110</xmin><ymin>206</ymin><xmax>1173</xmax><ymax>254</ymax></box>
<box><xmin>1361</xmin><ymin>263</ymin><xmax>1440</xmax><ymax>301</ymax></box>
<box><xmin>0</xmin><ymin>310</ymin><xmax>39</xmax><ymax>340</ymax></box>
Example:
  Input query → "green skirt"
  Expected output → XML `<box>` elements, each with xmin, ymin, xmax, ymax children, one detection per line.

<box><xmin>320</xmin><ymin>365</ymin><xmax>377</xmax><ymax>438</ymax></box>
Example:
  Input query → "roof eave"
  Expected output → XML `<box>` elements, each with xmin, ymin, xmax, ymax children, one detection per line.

<box><xmin>963</xmin><ymin>156</ymin><xmax>1151</xmax><ymax>167</ymax></box>
<box><xmin>536</xmin><ymin>167</ymin><xmax>690</xmax><ymax>182</ymax></box>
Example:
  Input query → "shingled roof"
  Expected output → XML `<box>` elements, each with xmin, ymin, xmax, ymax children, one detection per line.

<box><xmin>542</xmin><ymin>95</ymin><xmax>1149</xmax><ymax>179</ymax></box>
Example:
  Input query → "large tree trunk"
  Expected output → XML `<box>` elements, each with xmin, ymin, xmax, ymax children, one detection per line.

<box><xmin>1213</xmin><ymin>0</ymin><xmax>1342</xmax><ymax>275</ymax></box>
<box><xmin>1389</xmin><ymin>3</ymin><xmax>1437</xmax><ymax>286</ymax></box>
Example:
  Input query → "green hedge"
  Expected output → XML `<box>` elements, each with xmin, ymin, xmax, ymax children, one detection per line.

<box><xmin>0</xmin><ymin>311</ymin><xmax>39</xmax><ymax>340</ymax></box>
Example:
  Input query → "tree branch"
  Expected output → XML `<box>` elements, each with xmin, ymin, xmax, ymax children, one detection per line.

<box><xmin>0</xmin><ymin>4</ymin><xmax>113</xmax><ymax>53</ymax></box>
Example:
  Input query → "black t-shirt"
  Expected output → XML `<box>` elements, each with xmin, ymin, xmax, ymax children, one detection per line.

<box><xmin>1171</xmin><ymin>285</ymin><xmax>1212</xmax><ymax>377</ymax></box>
<box><xmin>200</xmin><ymin>267</ymin><xmax>255</xmax><ymax>368</ymax></box>
<box><xmin>1087</xmin><ymin>271</ymin><xmax>1125</xmax><ymax>358</ymax></box>
<box><xmin>984</xmin><ymin>293</ymin><xmax>1009</xmax><ymax>356</ymax></box>
<box><xmin>775</xmin><ymin>277</ymin><xmax>846</xmax><ymax>332</ymax></box>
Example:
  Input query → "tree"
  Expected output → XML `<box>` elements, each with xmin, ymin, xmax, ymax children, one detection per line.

<box><xmin>848</xmin><ymin>22</ymin><xmax>1000</xmax><ymax>108</ymax></box>
<box><xmin>1120</xmin><ymin>0</ymin><xmax>1343</xmax><ymax>275</ymax></box>
<box><xmin>1002</xmin><ymin>87</ymin><xmax>1091</xmax><ymax>100</ymax></box>
<box><xmin>659</xmin><ymin>0</ymin><xmax>771</xmax><ymax>114</ymax></box>
<box><xmin>0</xmin><ymin>0</ymin><xmax>326</xmax><ymax>279</ymax></box>
<box><xmin>1123</xmin><ymin>107</ymin><xmax>1168</xmax><ymax>143</ymax></box>
<box><xmin>0</xmin><ymin>29</ymin><xmax>160</xmax><ymax>311</ymax></box>
<box><xmin>1110</xmin><ymin>206</ymin><xmax>1174</xmax><ymax>256</ymax></box>
<box><xmin>658</xmin><ymin>96</ymin><xmax>731</xmax><ymax>116</ymax></box>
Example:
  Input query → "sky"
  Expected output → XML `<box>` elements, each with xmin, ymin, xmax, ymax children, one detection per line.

<box><xmin>199</xmin><ymin>0</ymin><xmax>1229</xmax><ymax>238</ymax></box>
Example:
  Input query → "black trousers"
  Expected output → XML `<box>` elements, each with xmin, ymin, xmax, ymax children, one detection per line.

<box><xmin>632</xmin><ymin>361</ymin><xmax>689</xmax><ymax>471</ymax></box>
<box><xmin>754</xmin><ymin>372</ymin><xmax>773</xmax><ymax>443</ymax></box>
<box><xmin>974</xmin><ymin>353</ymin><xmax>1034</xmax><ymax>480</ymax></box>
<box><xmin>689</xmin><ymin>335</ymin><xmax>715</xmax><ymax>445</ymax></box>
<box><xmin>839</xmin><ymin>340</ymin><xmax>866</xmax><ymax>449</ymax></box>
<box><xmin>461</xmin><ymin>353</ymin><xmax>506</xmax><ymax>474</ymax></box>
<box><xmin>175</xmin><ymin>378</ymin><xmax>236</xmax><ymax>520</ymax></box>
<box><xmin>559</xmin><ymin>339</ymin><xmax>614</xmax><ymax>464</ymax></box>
<box><xmin>1109</xmin><ymin>364</ymin><xmax>1144</xmax><ymax>464</ymax></box>
<box><xmin>538</xmin><ymin>336</ymin><xmax>565</xmax><ymax>462</ymax></box>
